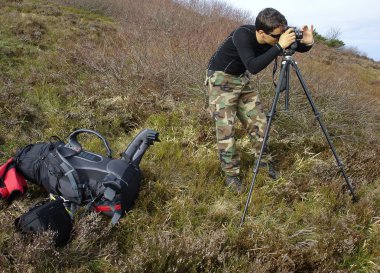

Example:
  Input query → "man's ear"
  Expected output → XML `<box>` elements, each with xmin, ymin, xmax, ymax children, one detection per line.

<box><xmin>257</xmin><ymin>30</ymin><xmax>266</xmax><ymax>39</ymax></box>
<box><xmin>258</xmin><ymin>29</ymin><xmax>266</xmax><ymax>35</ymax></box>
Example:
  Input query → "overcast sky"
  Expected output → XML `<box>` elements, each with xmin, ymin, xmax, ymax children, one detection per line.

<box><xmin>223</xmin><ymin>0</ymin><xmax>380</xmax><ymax>61</ymax></box>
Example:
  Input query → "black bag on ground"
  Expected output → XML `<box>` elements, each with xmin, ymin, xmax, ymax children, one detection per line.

<box><xmin>15</xmin><ymin>198</ymin><xmax>73</xmax><ymax>247</ymax></box>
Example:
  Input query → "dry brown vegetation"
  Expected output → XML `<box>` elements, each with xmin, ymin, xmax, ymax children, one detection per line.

<box><xmin>0</xmin><ymin>0</ymin><xmax>379</xmax><ymax>272</ymax></box>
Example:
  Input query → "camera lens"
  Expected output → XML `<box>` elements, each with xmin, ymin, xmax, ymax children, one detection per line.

<box><xmin>295</xmin><ymin>30</ymin><xmax>303</xmax><ymax>40</ymax></box>
<box><xmin>287</xmin><ymin>26</ymin><xmax>303</xmax><ymax>40</ymax></box>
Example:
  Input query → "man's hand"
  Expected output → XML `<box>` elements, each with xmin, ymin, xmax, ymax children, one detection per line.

<box><xmin>278</xmin><ymin>28</ymin><xmax>296</xmax><ymax>49</ymax></box>
<box><xmin>300</xmin><ymin>25</ymin><xmax>314</xmax><ymax>45</ymax></box>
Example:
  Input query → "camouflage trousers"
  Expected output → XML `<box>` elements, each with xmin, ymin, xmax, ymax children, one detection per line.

<box><xmin>206</xmin><ymin>70</ymin><xmax>267</xmax><ymax>177</ymax></box>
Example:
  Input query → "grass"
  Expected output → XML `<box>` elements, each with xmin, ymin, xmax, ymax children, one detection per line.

<box><xmin>0</xmin><ymin>0</ymin><xmax>379</xmax><ymax>272</ymax></box>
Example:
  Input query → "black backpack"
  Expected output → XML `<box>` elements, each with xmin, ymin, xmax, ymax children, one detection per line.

<box><xmin>15</xmin><ymin>198</ymin><xmax>73</xmax><ymax>247</ymax></box>
<box><xmin>15</xmin><ymin>129</ymin><xmax>159</xmax><ymax>224</ymax></box>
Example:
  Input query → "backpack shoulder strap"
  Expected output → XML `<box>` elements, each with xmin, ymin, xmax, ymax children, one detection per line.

<box><xmin>46</xmin><ymin>143</ymin><xmax>84</xmax><ymax>204</ymax></box>
<box><xmin>55</xmin><ymin>147</ymin><xmax>84</xmax><ymax>202</ymax></box>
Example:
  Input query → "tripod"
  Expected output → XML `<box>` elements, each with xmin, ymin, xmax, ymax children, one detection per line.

<box><xmin>240</xmin><ymin>49</ymin><xmax>356</xmax><ymax>227</ymax></box>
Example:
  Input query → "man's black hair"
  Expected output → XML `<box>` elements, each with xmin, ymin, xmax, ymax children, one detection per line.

<box><xmin>255</xmin><ymin>8</ymin><xmax>287</xmax><ymax>33</ymax></box>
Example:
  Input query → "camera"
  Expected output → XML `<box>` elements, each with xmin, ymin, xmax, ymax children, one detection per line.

<box><xmin>282</xmin><ymin>26</ymin><xmax>303</xmax><ymax>53</ymax></box>
<box><xmin>288</xmin><ymin>26</ymin><xmax>303</xmax><ymax>40</ymax></box>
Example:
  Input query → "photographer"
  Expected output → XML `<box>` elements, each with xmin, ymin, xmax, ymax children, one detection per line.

<box><xmin>205</xmin><ymin>7</ymin><xmax>314</xmax><ymax>193</ymax></box>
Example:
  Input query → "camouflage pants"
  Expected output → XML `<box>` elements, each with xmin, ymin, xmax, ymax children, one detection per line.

<box><xmin>206</xmin><ymin>71</ymin><xmax>267</xmax><ymax>176</ymax></box>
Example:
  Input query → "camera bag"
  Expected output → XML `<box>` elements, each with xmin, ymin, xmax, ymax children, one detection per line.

<box><xmin>15</xmin><ymin>198</ymin><xmax>73</xmax><ymax>247</ymax></box>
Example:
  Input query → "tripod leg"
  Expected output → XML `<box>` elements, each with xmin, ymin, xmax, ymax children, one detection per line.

<box><xmin>240</xmin><ymin>60</ymin><xmax>290</xmax><ymax>227</ymax></box>
<box><xmin>290</xmin><ymin>61</ymin><xmax>356</xmax><ymax>199</ymax></box>
<box><xmin>284</xmin><ymin>62</ymin><xmax>290</xmax><ymax>111</ymax></box>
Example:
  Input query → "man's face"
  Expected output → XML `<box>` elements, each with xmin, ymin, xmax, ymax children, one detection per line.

<box><xmin>262</xmin><ymin>26</ymin><xmax>286</xmax><ymax>46</ymax></box>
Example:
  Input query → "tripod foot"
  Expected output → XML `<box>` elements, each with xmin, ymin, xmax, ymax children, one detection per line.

<box><xmin>254</xmin><ymin>160</ymin><xmax>278</xmax><ymax>180</ymax></box>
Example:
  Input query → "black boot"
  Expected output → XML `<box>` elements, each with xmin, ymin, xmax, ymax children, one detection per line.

<box><xmin>225</xmin><ymin>176</ymin><xmax>243</xmax><ymax>194</ymax></box>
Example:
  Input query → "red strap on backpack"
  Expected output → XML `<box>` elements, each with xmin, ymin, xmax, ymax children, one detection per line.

<box><xmin>0</xmin><ymin>158</ymin><xmax>27</xmax><ymax>202</ymax></box>
<box><xmin>93</xmin><ymin>204</ymin><xmax>122</xmax><ymax>212</ymax></box>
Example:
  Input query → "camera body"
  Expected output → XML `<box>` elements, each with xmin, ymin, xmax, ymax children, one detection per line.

<box><xmin>288</xmin><ymin>26</ymin><xmax>303</xmax><ymax>40</ymax></box>
<box><xmin>282</xmin><ymin>26</ymin><xmax>303</xmax><ymax>53</ymax></box>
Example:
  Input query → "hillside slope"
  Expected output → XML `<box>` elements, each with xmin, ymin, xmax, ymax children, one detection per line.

<box><xmin>1</xmin><ymin>0</ymin><xmax>379</xmax><ymax>272</ymax></box>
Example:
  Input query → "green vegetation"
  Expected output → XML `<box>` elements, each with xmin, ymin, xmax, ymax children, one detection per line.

<box><xmin>314</xmin><ymin>30</ymin><xmax>345</xmax><ymax>48</ymax></box>
<box><xmin>0</xmin><ymin>0</ymin><xmax>379</xmax><ymax>272</ymax></box>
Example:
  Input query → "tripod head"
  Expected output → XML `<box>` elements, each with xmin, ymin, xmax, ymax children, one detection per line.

<box><xmin>282</xmin><ymin>42</ymin><xmax>297</xmax><ymax>57</ymax></box>
<box><xmin>283</xmin><ymin>48</ymin><xmax>296</xmax><ymax>56</ymax></box>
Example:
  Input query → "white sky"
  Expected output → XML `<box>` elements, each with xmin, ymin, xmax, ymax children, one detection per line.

<box><xmin>223</xmin><ymin>0</ymin><xmax>380</xmax><ymax>61</ymax></box>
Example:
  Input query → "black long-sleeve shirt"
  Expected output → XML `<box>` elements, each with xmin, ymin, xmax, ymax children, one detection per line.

<box><xmin>207</xmin><ymin>25</ymin><xmax>312</xmax><ymax>76</ymax></box>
